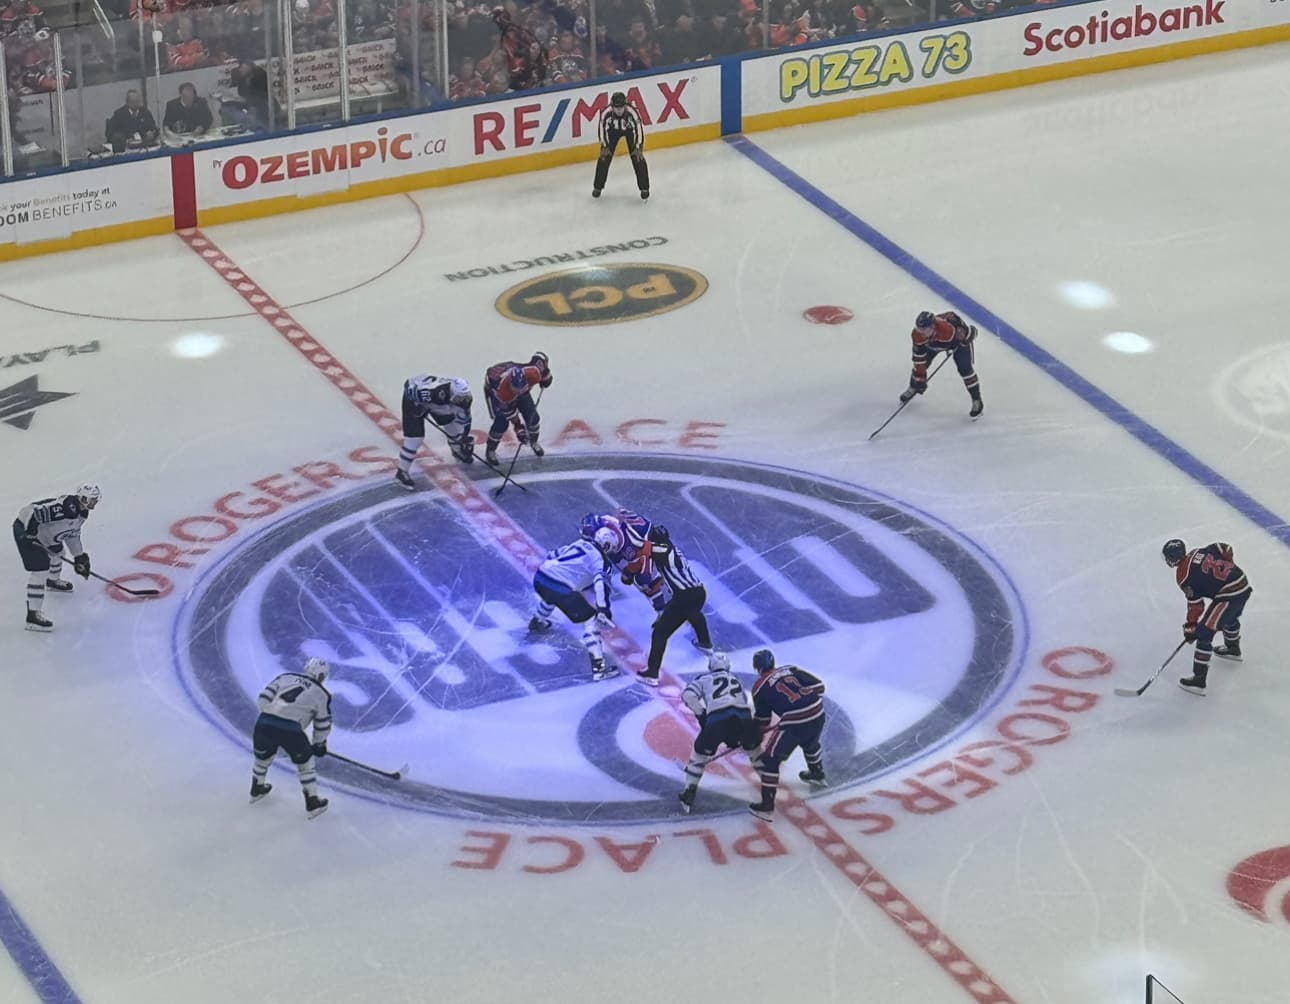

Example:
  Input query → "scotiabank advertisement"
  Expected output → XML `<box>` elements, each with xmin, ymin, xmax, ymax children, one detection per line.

<box><xmin>193</xmin><ymin>66</ymin><xmax>720</xmax><ymax>209</ymax></box>
<box><xmin>742</xmin><ymin>0</ymin><xmax>1290</xmax><ymax>118</ymax></box>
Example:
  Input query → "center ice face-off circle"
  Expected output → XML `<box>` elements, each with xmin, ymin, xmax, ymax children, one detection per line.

<box><xmin>176</xmin><ymin>455</ymin><xmax>1026</xmax><ymax>824</ymax></box>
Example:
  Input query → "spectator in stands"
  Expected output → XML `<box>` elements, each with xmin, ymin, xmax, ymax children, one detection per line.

<box><xmin>491</xmin><ymin>6</ymin><xmax>546</xmax><ymax>90</ymax></box>
<box><xmin>547</xmin><ymin>27</ymin><xmax>586</xmax><ymax>84</ymax></box>
<box><xmin>0</xmin><ymin>0</ymin><xmax>47</xmax><ymax>38</ymax></box>
<box><xmin>694</xmin><ymin>10</ymin><xmax>748</xmax><ymax>56</ymax></box>
<box><xmin>166</xmin><ymin>13</ymin><xmax>211</xmax><ymax>69</ymax></box>
<box><xmin>450</xmin><ymin>55</ymin><xmax>488</xmax><ymax>99</ymax></box>
<box><xmin>106</xmin><ymin>89</ymin><xmax>159</xmax><ymax>152</ymax></box>
<box><xmin>622</xmin><ymin>16</ymin><xmax>660</xmax><ymax>70</ymax></box>
<box><xmin>220</xmin><ymin>57</ymin><xmax>269</xmax><ymax>130</ymax></box>
<box><xmin>163</xmin><ymin>81</ymin><xmax>213</xmax><ymax>135</ymax></box>
<box><xmin>484</xmin><ymin>65</ymin><xmax>511</xmax><ymax>95</ymax></box>
<box><xmin>658</xmin><ymin>12</ymin><xmax>702</xmax><ymax>67</ymax></box>
<box><xmin>448</xmin><ymin>3</ymin><xmax>495</xmax><ymax>64</ymax></box>
<box><xmin>598</xmin><ymin>0</ymin><xmax>651</xmax><ymax>42</ymax></box>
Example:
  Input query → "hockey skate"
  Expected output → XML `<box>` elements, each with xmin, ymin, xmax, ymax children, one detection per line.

<box><xmin>1178</xmin><ymin>674</ymin><xmax>1208</xmax><ymax>696</ymax></box>
<box><xmin>250</xmin><ymin>780</ymin><xmax>272</xmax><ymax>803</ymax></box>
<box><xmin>640</xmin><ymin>189</ymin><xmax>649</xmax><ymax>201</ymax></box>
<box><xmin>969</xmin><ymin>398</ymin><xmax>984</xmax><ymax>419</ymax></box>
<box><xmin>592</xmin><ymin>658</ymin><xmax>620</xmax><ymax>683</ymax></box>
<box><xmin>305</xmin><ymin>794</ymin><xmax>329</xmax><ymax>819</ymax></box>
<box><xmin>484</xmin><ymin>445</ymin><xmax>499</xmax><ymax>465</ymax></box>
<box><xmin>45</xmin><ymin>577</ymin><xmax>73</xmax><ymax>593</ymax></box>
<box><xmin>691</xmin><ymin>638</ymin><xmax>713</xmax><ymax>654</ymax></box>
<box><xmin>592</xmin><ymin>188</ymin><xmax>602</xmax><ymax>198</ymax></box>
<box><xmin>394</xmin><ymin>469</ymin><xmax>415</xmax><ymax>491</ymax></box>
<box><xmin>1214</xmin><ymin>642</ymin><xmax>1242</xmax><ymax>662</ymax></box>
<box><xmin>678</xmin><ymin>786</ymin><xmax>697</xmax><ymax>814</ymax></box>
<box><xmin>528</xmin><ymin>615</ymin><xmax>552</xmax><ymax>634</ymax></box>
<box><xmin>24</xmin><ymin>609</ymin><xmax>52</xmax><ymax>632</ymax></box>
<box><xmin>529</xmin><ymin>440</ymin><xmax>545</xmax><ymax>458</ymax></box>
<box><xmin>799</xmin><ymin>767</ymin><xmax>828</xmax><ymax>788</ymax></box>
<box><xmin>451</xmin><ymin>441</ymin><xmax>475</xmax><ymax>464</ymax></box>
<box><xmin>748</xmin><ymin>798</ymin><xmax>776</xmax><ymax>822</ymax></box>
<box><xmin>636</xmin><ymin>669</ymin><xmax>660</xmax><ymax>687</ymax></box>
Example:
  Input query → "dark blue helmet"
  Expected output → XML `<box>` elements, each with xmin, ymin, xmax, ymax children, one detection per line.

<box><xmin>915</xmin><ymin>311</ymin><xmax>936</xmax><ymax>331</ymax></box>
<box><xmin>1162</xmin><ymin>539</ymin><xmax>1187</xmax><ymax>566</ymax></box>
<box><xmin>752</xmin><ymin>649</ymin><xmax>775</xmax><ymax>672</ymax></box>
<box><xmin>580</xmin><ymin>513</ymin><xmax>601</xmax><ymax>540</ymax></box>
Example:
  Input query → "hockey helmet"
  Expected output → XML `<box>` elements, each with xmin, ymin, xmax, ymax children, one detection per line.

<box><xmin>914</xmin><ymin>310</ymin><xmax>936</xmax><ymax>332</ymax></box>
<box><xmin>647</xmin><ymin>524</ymin><xmax>671</xmax><ymax>546</ymax></box>
<box><xmin>610</xmin><ymin>91</ymin><xmax>627</xmax><ymax>109</ymax></box>
<box><xmin>303</xmin><ymin>657</ymin><xmax>330</xmax><ymax>683</ymax></box>
<box><xmin>531</xmin><ymin>351</ymin><xmax>550</xmax><ymax>371</ymax></box>
<box><xmin>76</xmin><ymin>483</ymin><xmax>102</xmax><ymax>510</ymax></box>
<box><xmin>450</xmin><ymin>377</ymin><xmax>472</xmax><ymax>407</ymax></box>
<box><xmin>593</xmin><ymin>525</ymin><xmax>623</xmax><ymax>557</ymax></box>
<box><xmin>1162</xmin><ymin>539</ymin><xmax>1187</xmax><ymax>567</ymax></box>
<box><xmin>579</xmin><ymin>512</ymin><xmax>601</xmax><ymax>540</ymax></box>
<box><xmin>752</xmin><ymin>649</ymin><xmax>776</xmax><ymax>673</ymax></box>
<box><xmin>707</xmin><ymin>652</ymin><xmax>731</xmax><ymax>673</ymax></box>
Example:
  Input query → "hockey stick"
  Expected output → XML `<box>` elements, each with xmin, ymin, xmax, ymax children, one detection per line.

<box><xmin>33</xmin><ymin>541</ymin><xmax>161</xmax><ymax>596</ymax></box>
<box><xmin>325</xmin><ymin>751</ymin><xmax>405</xmax><ymax>780</ymax></box>
<box><xmin>868</xmin><ymin>353</ymin><xmax>952</xmax><ymax>441</ymax></box>
<box><xmin>495</xmin><ymin>385</ymin><xmax>544</xmax><ymax>500</ymax></box>
<box><xmin>1114</xmin><ymin>640</ymin><xmax>1188</xmax><ymax>698</ymax></box>
<box><xmin>425</xmin><ymin>419</ymin><xmax>529</xmax><ymax>494</ymax></box>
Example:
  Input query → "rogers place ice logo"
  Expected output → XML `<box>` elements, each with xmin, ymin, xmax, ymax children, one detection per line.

<box><xmin>175</xmin><ymin>454</ymin><xmax>1026</xmax><ymax>824</ymax></box>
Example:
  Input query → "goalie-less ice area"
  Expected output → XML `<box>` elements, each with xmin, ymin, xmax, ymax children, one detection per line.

<box><xmin>1</xmin><ymin>42</ymin><xmax>1289</xmax><ymax>1004</ymax></box>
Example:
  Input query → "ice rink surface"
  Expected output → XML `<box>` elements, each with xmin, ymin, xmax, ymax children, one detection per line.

<box><xmin>2</xmin><ymin>41</ymin><xmax>1289</xmax><ymax>1004</ymax></box>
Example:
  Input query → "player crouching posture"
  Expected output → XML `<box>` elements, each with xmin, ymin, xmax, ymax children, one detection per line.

<box><xmin>1163</xmin><ymin>538</ymin><xmax>1253</xmax><ymax>696</ymax></box>
<box><xmin>12</xmin><ymin>484</ymin><xmax>100</xmax><ymax>632</ymax></box>
<box><xmin>748</xmin><ymin>649</ymin><xmax>827</xmax><ymax>820</ymax></box>
<box><xmin>899</xmin><ymin>310</ymin><xmax>983</xmax><ymax>418</ymax></box>
<box><xmin>593</xmin><ymin>91</ymin><xmax>649</xmax><ymax>200</ymax></box>
<box><xmin>251</xmin><ymin>658</ymin><xmax>333</xmax><ymax>818</ymax></box>
<box><xmin>530</xmin><ymin>530</ymin><xmax>621</xmax><ymax>682</ymax></box>
<box><xmin>395</xmin><ymin>374</ymin><xmax>475</xmax><ymax>489</ymax></box>
<box><xmin>678</xmin><ymin>653</ymin><xmax>763</xmax><ymax>814</ymax></box>
<box><xmin>483</xmin><ymin>351</ymin><xmax>552</xmax><ymax>465</ymax></box>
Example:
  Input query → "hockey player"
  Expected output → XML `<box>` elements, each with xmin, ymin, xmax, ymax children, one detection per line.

<box><xmin>250</xmin><ymin>657</ymin><xmax>333</xmax><ymax>819</ymax></box>
<box><xmin>748</xmin><ymin>649</ymin><xmax>827</xmax><ymax>820</ymax></box>
<box><xmin>12</xmin><ymin>484</ymin><xmax>100</xmax><ymax>632</ymax></box>
<box><xmin>678</xmin><ymin>652</ymin><xmax>763</xmax><ymax>814</ymax></box>
<box><xmin>483</xmin><ymin>352</ymin><xmax>552</xmax><ymax>465</ymax></box>
<box><xmin>899</xmin><ymin>310</ymin><xmax>983</xmax><ymax>418</ymax></box>
<box><xmin>530</xmin><ymin>529</ymin><xmax>621</xmax><ymax>682</ymax></box>
<box><xmin>592</xmin><ymin>91</ymin><xmax>649</xmax><ymax>200</ymax></box>
<box><xmin>579</xmin><ymin>509</ymin><xmax>668</xmax><ymax>614</ymax></box>
<box><xmin>637</xmin><ymin>524</ymin><xmax>712</xmax><ymax>687</ymax></box>
<box><xmin>395</xmin><ymin>374</ymin><xmax>474</xmax><ymax>490</ymax></box>
<box><xmin>1163</xmin><ymin>538</ymin><xmax>1253</xmax><ymax>696</ymax></box>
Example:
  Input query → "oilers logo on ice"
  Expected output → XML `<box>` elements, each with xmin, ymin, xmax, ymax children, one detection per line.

<box><xmin>176</xmin><ymin>454</ymin><xmax>1026</xmax><ymax>823</ymax></box>
<box><xmin>495</xmin><ymin>263</ymin><xmax>708</xmax><ymax>327</ymax></box>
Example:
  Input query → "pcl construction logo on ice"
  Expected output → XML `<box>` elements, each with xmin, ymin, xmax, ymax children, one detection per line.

<box><xmin>472</xmin><ymin>79</ymin><xmax>695</xmax><ymax>156</ymax></box>
<box><xmin>175</xmin><ymin>454</ymin><xmax>1027</xmax><ymax>824</ymax></box>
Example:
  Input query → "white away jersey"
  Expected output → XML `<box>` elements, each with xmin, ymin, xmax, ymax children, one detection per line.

<box><xmin>17</xmin><ymin>497</ymin><xmax>87</xmax><ymax>556</ymax></box>
<box><xmin>257</xmin><ymin>673</ymin><xmax>333</xmax><ymax>740</ymax></box>
<box><xmin>404</xmin><ymin>374</ymin><xmax>471</xmax><ymax>424</ymax></box>
<box><xmin>682</xmin><ymin>667</ymin><xmax>752</xmax><ymax>719</ymax></box>
<box><xmin>538</xmin><ymin>540</ymin><xmax>611</xmax><ymax>606</ymax></box>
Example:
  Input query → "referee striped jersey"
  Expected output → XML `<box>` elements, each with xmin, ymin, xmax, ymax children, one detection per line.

<box><xmin>599</xmin><ymin>105</ymin><xmax>645</xmax><ymax>149</ymax></box>
<box><xmin>650</xmin><ymin>538</ymin><xmax>702</xmax><ymax>593</ymax></box>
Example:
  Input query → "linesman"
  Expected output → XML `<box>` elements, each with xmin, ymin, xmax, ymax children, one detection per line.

<box><xmin>593</xmin><ymin>91</ymin><xmax>649</xmax><ymax>201</ymax></box>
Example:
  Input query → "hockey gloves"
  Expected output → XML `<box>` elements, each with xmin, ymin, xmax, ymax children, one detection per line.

<box><xmin>312</xmin><ymin>742</ymin><xmax>328</xmax><ymax>758</ymax></box>
<box><xmin>1182</xmin><ymin>623</ymin><xmax>1197</xmax><ymax>643</ymax></box>
<box><xmin>73</xmin><ymin>553</ymin><xmax>91</xmax><ymax>579</ymax></box>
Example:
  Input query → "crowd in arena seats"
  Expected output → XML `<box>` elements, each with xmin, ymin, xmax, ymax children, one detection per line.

<box><xmin>2</xmin><ymin>0</ymin><xmax>72</xmax><ymax>94</ymax></box>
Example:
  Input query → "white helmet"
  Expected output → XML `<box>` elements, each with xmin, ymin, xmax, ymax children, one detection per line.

<box><xmin>76</xmin><ymin>483</ymin><xmax>102</xmax><ymax>509</ymax></box>
<box><xmin>303</xmin><ymin>657</ymin><xmax>329</xmax><ymax>683</ymax></box>
<box><xmin>707</xmin><ymin>652</ymin><xmax>731</xmax><ymax>673</ymax></box>
<box><xmin>593</xmin><ymin>525</ymin><xmax>622</xmax><ymax>556</ymax></box>
<box><xmin>450</xmin><ymin>377</ymin><xmax>472</xmax><ymax>406</ymax></box>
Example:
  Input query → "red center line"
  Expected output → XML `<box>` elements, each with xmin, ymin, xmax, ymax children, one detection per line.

<box><xmin>179</xmin><ymin>226</ymin><xmax>1018</xmax><ymax>1004</ymax></box>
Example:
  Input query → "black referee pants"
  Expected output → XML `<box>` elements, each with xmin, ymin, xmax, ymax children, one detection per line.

<box><xmin>647</xmin><ymin>585</ymin><xmax>711</xmax><ymax>674</ymax></box>
<box><xmin>594</xmin><ymin>133</ymin><xmax>649</xmax><ymax>193</ymax></box>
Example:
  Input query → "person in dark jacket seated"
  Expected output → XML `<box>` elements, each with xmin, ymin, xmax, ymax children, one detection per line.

<box><xmin>163</xmin><ymin>82</ymin><xmax>212</xmax><ymax>136</ymax></box>
<box><xmin>106</xmin><ymin>89</ymin><xmax>158</xmax><ymax>152</ymax></box>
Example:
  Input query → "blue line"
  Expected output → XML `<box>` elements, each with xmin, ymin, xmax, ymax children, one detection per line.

<box><xmin>725</xmin><ymin>134</ymin><xmax>1290</xmax><ymax>550</ymax></box>
<box><xmin>0</xmin><ymin>889</ymin><xmax>81</xmax><ymax>1004</ymax></box>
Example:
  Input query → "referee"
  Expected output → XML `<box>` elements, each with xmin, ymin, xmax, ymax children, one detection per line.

<box><xmin>592</xmin><ymin>91</ymin><xmax>649</xmax><ymax>201</ymax></box>
<box><xmin>639</xmin><ymin>525</ymin><xmax>712</xmax><ymax>686</ymax></box>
